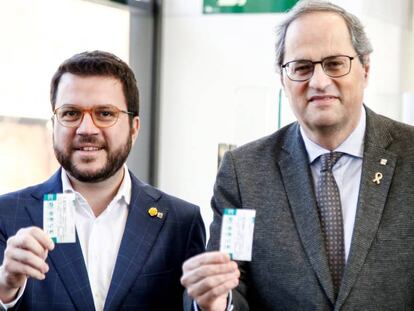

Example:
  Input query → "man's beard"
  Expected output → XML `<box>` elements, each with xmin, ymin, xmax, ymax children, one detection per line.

<box><xmin>54</xmin><ymin>134</ymin><xmax>132</xmax><ymax>183</ymax></box>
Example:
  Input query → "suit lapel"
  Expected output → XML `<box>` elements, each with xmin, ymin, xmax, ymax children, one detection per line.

<box><xmin>26</xmin><ymin>169</ymin><xmax>95</xmax><ymax>311</ymax></box>
<box><xmin>104</xmin><ymin>175</ymin><xmax>167</xmax><ymax>311</ymax></box>
<box><xmin>336</xmin><ymin>108</ymin><xmax>397</xmax><ymax>309</ymax></box>
<box><xmin>279</xmin><ymin>124</ymin><xmax>335</xmax><ymax>304</ymax></box>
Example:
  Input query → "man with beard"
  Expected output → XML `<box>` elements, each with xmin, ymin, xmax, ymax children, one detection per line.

<box><xmin>0</xmin><ymin>51</ymin><xmax>205</xmax><ymax>311</ymax></box>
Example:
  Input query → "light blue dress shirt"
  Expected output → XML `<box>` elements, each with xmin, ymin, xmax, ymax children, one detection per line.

<box><xmin>300</xmin><ymin>106</ymin><xmax>366</xmax><ymax>260</ymax></box>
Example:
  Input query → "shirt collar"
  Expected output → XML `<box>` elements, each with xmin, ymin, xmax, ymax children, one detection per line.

<box><xmin>300</xmin><ymin>106</ymin><xmax>366</xmax><ymax>164</ymax></box>
<box><xmin>61</xmin><ymin>164</ymin><xmax>132</xmax><ymax>205</ymax></box>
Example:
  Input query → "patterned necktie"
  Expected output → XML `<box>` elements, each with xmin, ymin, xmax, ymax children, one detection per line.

<box><xmin>316</xmin><ymin>152</ymin><xmax>345</xmax><ymax>297</ymax></box>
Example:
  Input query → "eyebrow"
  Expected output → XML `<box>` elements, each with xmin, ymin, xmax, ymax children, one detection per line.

<box><xmin>289</xmin><ymin>54</ymin><xmax>347</xmax><ymax>62</ymax></box>
<box><xmin>60</xmin><ymin>103</ymin><xmax>115</xmax><ymax>108</ymax></box>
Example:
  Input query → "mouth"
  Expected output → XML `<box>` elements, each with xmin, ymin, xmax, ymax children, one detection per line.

<box><xmin>308</xmin><ymin>95</ymin><xmax>340</xmax><ymax>108</ymax></box>
<box><xmin>75</xmin><ymin>146</ymin><xmax>103</xmax><ymax>151</ymax></box>
<box><xmin>72</xmin><ymin>144</ymin><xmax>106</xmax><ymax>156</ymax></box>
<box><xmin>72</xmin><ymin>136</ymin><xmax>106</xmax><ymax>156</ymax></box>
<box><xmin>309</xmin><ymin>95</ymin><xmax>338</xmax><ymax>102</ymax></box>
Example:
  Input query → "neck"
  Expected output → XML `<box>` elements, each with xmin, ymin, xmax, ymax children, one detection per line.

<box><xmin>302</xmin><ymin>109</ymin><xmax>362</xmax><ymax>151</ymax></box>
<box><xmin>67</xmin><ymin>167</ymin><xmax>125</xmax><ymax>217</ymax></box>
<box><xmin>305</xmin><ymin>128</ymin><xmax>349</xmax><ymax>151</ymax></box>
<box><xmin>302</xmin><ymin>119</ymin><xmax>359</xmax><ymax>151</ymax></box>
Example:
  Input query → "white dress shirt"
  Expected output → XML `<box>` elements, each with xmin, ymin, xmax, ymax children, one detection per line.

<box><xmin>300</xmin><ymin>106</ymin><xmax>366</xmax><ymax>260</ymax></box>
<box><xmin>61</xmin><ymin>166</ymin><xmax>131</xmax><ymax>311</ymax></box>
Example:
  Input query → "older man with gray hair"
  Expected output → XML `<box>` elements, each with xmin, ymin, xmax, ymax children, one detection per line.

<box><xmin>181</xmin><ymin>0</ymin><xmax>414</xmax><ymax>310</ymax></box>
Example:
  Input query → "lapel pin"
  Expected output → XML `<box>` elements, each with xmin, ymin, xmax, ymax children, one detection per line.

<box><xmin>157</xmin><ymin>212</ymin><xmax>164</xmax><ymax>219</ymax></box>
<box><xmin>380</xmin><ymin>159</ymin><xmax>387</xmax><ymax>166</ymax></box>
<box><xmin>372</xmin><ymin>172</ymin><xmax>383</xmax><ymax>184</ymax></box>
<box><xmin>148</xmin><ymin>207</ymin><xmax>158</xmax><ymax>217</ymax></box>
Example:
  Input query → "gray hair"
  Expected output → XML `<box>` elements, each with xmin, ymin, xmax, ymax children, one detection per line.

<box><xmin>276</xmin><ymin>0</ymin><xmax>373</xmax><ymax>71</ymax></box>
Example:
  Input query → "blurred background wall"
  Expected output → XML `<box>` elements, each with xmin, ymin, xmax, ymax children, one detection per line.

<box><xmin>0</xmin><ymin>0</ymin><xmax>413</xmax><ymax>232</ymax></box>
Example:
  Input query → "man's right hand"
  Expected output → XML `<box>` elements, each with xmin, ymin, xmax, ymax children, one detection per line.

<box><xmin>181</xmin><ymin>251</ymin><xmax>240</xmax><ymax>311</ymax></box>
<box><xmin>0</xmin><ymin>227</ymin><xmax>55</xmax><ymax>303</ymax></box>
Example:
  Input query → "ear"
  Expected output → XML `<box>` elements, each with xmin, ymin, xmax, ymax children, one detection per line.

<box><xmin>130</xmin><ymin>116</ymin><xmax>140</xmax><ymax>145</ymax></box>
<box><xmin>50</xmin><ymin>117</ymin><xmax>55</xmax><ymax>141</ymax></box>
<box><xmin>51</xmin><ymin>115</ymin><xmax>58</xmax><ymax>134</ymax></box>
<box><xmin>362</xmin><ymin>55</ymin><xmax>370</xmax><ymax>87</ymax></box>
<box><xmin>279</xmin><ymin>68</ymin><xmax>285</xmax><ymax>86</ymax></box>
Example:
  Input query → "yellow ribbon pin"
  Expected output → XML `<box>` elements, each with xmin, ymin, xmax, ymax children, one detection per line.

<box><xmin>148</xmin><ymin>207</ymin><xmax>158</xmax><ymax>217</ymax></box>
<box><xmin>372</xmin><ymin>172</ymin><xmax>383</xmax><ymax>184</ymax></box>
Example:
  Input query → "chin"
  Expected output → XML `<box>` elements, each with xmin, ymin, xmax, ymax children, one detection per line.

<box><xmin>74</xmin><ymin>160</ymin><xmax>104</xmax><ymax>170</ymax></box>
<box><xmin>69</xmin><ymin>166</ymin><xmax>121</xmax><ymax>183</ymax></box>
<box><xmin>306</xmin><ymin>117</ymin><xmax>341</xmax><ymax>131</ymax></box>
<box><xmin>310</xmin><ymin>110</ymin><xmax>342</xmax><ymax>124</ymax></box>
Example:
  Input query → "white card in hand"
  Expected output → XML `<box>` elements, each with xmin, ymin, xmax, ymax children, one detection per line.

<box><xmin>43</xmin><ymin>193</ymin><xmax>76</xmax><ymax>243</ymax></box>
<box><xmin>220</xmin><ymin>208</ymin><xmax>256</xmax><ymax>261</ymax></box>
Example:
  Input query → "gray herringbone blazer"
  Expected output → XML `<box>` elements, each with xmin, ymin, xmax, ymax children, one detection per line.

<box><xmin>208</xmin><ymin>107</ymin><xmax>414</xmax><ymax>310</ymax></box>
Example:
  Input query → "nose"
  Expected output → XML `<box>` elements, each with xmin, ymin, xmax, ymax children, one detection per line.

<box><xmin>76</xmin><ymin>112</ymin><xmax>99</xmax><ymax>135</ymax></box>
<box><xmin>308</xmin><ymin>63</ymin><xmax>332</xmax><ymax>90</ymax></box>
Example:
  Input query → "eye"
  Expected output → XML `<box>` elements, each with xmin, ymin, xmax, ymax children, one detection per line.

<box><xmin>291</xmin><ymin>62</ymin><xmax>313</xmax><ymax>75</ymax></box>
<box><xmin>59</xmin><ymin>108</ymin><xmax>81</xmax><ymax>119</ymax></box>
<box><xmin>324</xmin><ymin>58</ymin><xmax>346</xmax><ymax>70</ymax></box>
<box><xmin>95</xmin><ymin>107</ymin><xmax>117</xmax><ymax>120</ymax></box>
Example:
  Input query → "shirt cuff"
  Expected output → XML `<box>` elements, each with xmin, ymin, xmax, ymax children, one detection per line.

<box><xmin>192</xmin><ymin>291</ymin><xmax>233</xmax><ymax>311</ymax></box>
<box><xmin>0</xmin><ymin>279</ymin><xmax>27</xmax><ymax>310</ymax></box>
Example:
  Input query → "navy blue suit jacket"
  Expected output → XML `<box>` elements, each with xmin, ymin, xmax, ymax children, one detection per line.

<box><xmin>0</xmin><ymin>169</ymin><xmax>205</xmax><ymax>310</ymax></box>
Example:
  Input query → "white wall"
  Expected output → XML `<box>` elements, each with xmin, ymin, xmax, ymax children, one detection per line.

<box><xmin>157</xmin><ymin>0</ymin><xmax>414</xmax><ymax>230</ymax></box>
<box><xmin>405</xmin><ymin>0</ymin><xmax>414</xmax><ymax>93</ymax></box>
<box><xmin>401</xmin><ymin>0</ymin><xmax>414</xmax><ymax>125</ymax></box>
<box><xmin>158</xmin><ymin>0</ymin><xmax>285</xmax><ymax>228</ymax></box>
<box><xmin>358</xmin><ymin>0</ymin><xmax>412</xmax><ymax>119</ymax></box>
<box><xmin>0</xmin><ymin>0</ymin><xmax>130</xmax><ymax>120</ymax></box>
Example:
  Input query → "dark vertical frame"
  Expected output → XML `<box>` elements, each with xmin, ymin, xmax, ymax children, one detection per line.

<box><xmin>148</xmin><ymin>0</ymin><xmax>162</xmax><ymax>185</ymax></box>
<box><xmin>125</xmin><ymin>0</ymin><xmax>162</xmax><ymax>185</ymax></box>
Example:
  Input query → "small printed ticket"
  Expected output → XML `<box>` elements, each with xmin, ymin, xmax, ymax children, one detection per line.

<box><xmin>43</xmin><ymin>193</ymin><xmax>76</xmax><ymax>243</ymax></box>
<box><xmin>220</xmin><ymin>208</ymin><xmax>256</xmax><ymax>261</ymax></box>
